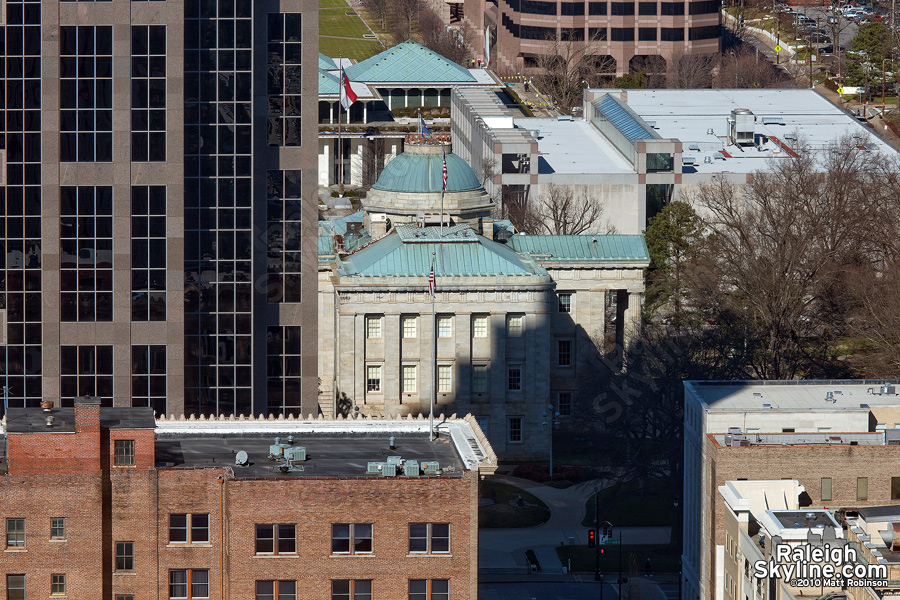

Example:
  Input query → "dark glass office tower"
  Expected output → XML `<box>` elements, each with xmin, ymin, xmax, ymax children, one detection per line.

<box><xmin>0</xmin><ymin>0</ymin><xmax>319</xmax><ymax>418</ymax></box>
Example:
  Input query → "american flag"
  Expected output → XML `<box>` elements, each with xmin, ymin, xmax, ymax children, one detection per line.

<box><xmin>428</xmin><ymin>261</ymin><xmax>436</xmax><ymax>297</ymax></box>
<box><xmin>442</xmin><ymin>150</ymin><xmax>448</xmax><ymax>192</ymax></box>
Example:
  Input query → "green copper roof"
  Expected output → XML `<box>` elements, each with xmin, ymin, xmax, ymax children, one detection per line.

<box><xmin>338</xmin><ymin>225</ymin><xmax>548</xmax><ymax>278</ymax></box>
<box><xmin>372</xmin><ymin>151</ymin><xmax>482</xmax><ymax>193</ymax></box>
<box><xmin>506</xmin><ymin>235</ymin><xmax>650</xmax><ymax>262</ymax></box>
<box><xmin>319</xmin><ymin>53</ymin><xmax>337</xmax><ymax>71</ymax></box>
<box><xmin>345</xmin><ymin>41</ymin><xmax>475</xmax><ymax>83</ymax></box>
<box><xmin>319</xmin><ymin>69</ymin><xmax>341</xmax><ymax>95</ymax></box>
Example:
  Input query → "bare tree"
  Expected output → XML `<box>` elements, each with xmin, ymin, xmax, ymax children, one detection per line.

<box><xmin>535</xmin><ymin>184</ymin><xmax>614</xmax><ymax>235</ymax></box>
<box><xmin>500</xmin><ymin>184</ymin><xmax>614</xmax><ymax>235</ymax></box>
<box><xmin>361</xmin><ymin>0</ymin><xmax>391</xmax><ymax>31</ymax></box>
<box><xmin>666</xmin><ymin>52</ymin><xmax>716</xmax><ymax>88</ymax></box>
<box><xmin>533</xmin><ymin>34</ymin><xmax>614</xmax><ymax>114</ymax></box>
<box><xmin>715</xmin><ymin>47</ymin><xmax>795</xmax><ymax>89</ymax></box>
<box><xmin>393</xmin><ymin>0</ymin><xmax>424</xmax><ymax>40</ymax></box>
<box><xmin>418</xmin><ymin>8</ymin><xmax>474</xmax><ymax>65</ymax></box>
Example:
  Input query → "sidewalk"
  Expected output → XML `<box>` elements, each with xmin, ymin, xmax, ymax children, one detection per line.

<box><xmin>479</xmin><ymin>475</ymin><xmax>672</xmax><ymax>573</ymax></box>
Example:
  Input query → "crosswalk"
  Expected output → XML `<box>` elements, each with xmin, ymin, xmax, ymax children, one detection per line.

<box><xmin>657</xmin><ymin>581</ymin><xmax>681</xmax><ymax>600</ymax></box>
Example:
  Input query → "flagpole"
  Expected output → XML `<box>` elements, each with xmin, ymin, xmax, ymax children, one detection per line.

<box><xmin>338</xmin><ymin>55</ymin><xmax>344</xmax><ymax>198</ymax></box>
<box><xmin>430</xmin><ymin>252</ymin><xmax>436</xmax><ymax>440</ymax></box>
<box><xmin>440</xmin><ymin>147</ymin><xmax>446</xmax><ymax>238</ymax></box>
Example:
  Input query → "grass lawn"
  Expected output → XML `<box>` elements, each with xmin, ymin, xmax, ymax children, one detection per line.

<box><xmin>318</xmin><ymin>37</ymin><xmax>384</xmax><ymax>62</ymax></box>
<box><xmin>581</xmin><ymin>479</ymin><xmax>674</xmax><ymax>528</ymax></box>
<box><xmin>479</xmin><ymin>480</ymin><xmax>550</xmax><ymax>529</ymax></box>
<box><xmin>319</xmin><ymin>0</ymin><xmax>349</xmax><ymax>7</ymax></box>
<box><xmin>319</xmin><ymin>9</ymin><xmax>371</xmax><ymax>38</ymax></box>
<box><xmin>557</xmin><ymin>544</ymin><xmax>681</xmax><ymax>574</ymax></box>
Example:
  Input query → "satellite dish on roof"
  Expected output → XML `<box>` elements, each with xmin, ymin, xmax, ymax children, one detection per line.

<box><xmin>235</xmin><ymin>450</ymin><xmax>249</xmax><ymax>466</ymax></box>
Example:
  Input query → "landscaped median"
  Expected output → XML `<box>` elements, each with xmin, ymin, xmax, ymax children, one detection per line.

<box><xmin>479</xmin><ymin>480</ymin><xmax>550</xmax><ymax>528</ymax></box>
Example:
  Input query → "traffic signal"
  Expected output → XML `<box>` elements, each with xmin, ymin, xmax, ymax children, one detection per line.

<box><xmin>600</xmin><ymin>547</ymin><xmax>606</xmax><ymax>555</ymax></box>
<box><xmin>588</xmin><ymin>529</ymin><xmax>596</xmax><ymax>547</ymax></box>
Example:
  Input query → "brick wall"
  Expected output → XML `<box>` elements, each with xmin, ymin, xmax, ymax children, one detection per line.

<box><xmin>0</xmin><ymin>428</ymin><xmax>479</xmax><ymax>599</ymax></box>
<box><xmin>701</xmin><ymin>437</ymin><xmax>900</xmax><ymax>600</ymax></box>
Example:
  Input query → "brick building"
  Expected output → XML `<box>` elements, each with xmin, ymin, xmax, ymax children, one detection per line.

<box><xmin>0</xmin><ymin>396</ymin><xmax>497</xmax><ymax>599</ymax></box>
<box><xmin>683</xmin><ymin>380</ymin><xmax>900</xmax><ymax>600</ymax></box>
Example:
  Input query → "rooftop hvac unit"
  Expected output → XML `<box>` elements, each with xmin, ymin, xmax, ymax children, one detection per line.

<box><xmin>682</xmin><ymin>156</ymin><xmax>697</xmax><ymax>166</ymax></box>
<box><xmin>727</xmin><ymin>108</ymin><xmax>756</xmax><ymax>146</ymax></box>
<box><xmin>380</xmin><ymin>463</ymin><xmax>397</xmax><ymax>477</ymax></box>
<box><xmin>269</xmin><ymin>443</ymin><xmax>289</xmax><ymax>457</ymax></box>
<box><xmin>882</xmin><ymin>383</ymin><xmax>896</xmax><ymax>395</ymax></box>
<box><xmin>727</xmin><ymin>427</ymin><xmax>742</xmax><ymax>435</ymax></box>
<box><xmin>404</xmin><ymin>460</ymin><xmax>420</xmax><ymax>477</ymax></box>
<box><xmin>367</xmin><ymin>461</ymin><xmax>385</xmax><ymax>474</ymax></box>
<box><xmin>422</xmin><ymin>461</ymin><xmax>440</xmax><ymax>474</ymax></box>
<box><xmin>386</xmin><ymin>456</ymin><xmax>403</xmax><ymax>465</ymax></box>
<box><xmin>284</xmin><ymin>446</ymin><xmax>306</xmax><ymax>462</ymax></box>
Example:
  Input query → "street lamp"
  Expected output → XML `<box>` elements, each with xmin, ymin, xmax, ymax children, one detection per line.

<box><xmin>544</xmin><ymin>404</ymin><xmax>559</xmax><ymax>479</ymax></box>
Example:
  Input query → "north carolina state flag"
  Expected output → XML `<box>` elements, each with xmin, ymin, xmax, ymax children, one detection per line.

<box><xmin>340</xmin><ymin>67</ymin><xmax>357</xmax><ymax>111</ymax></box>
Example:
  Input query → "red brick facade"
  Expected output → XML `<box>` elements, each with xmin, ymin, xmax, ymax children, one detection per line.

<box><xmin>0</xmin><ymin>409</ymin><xmax>480</xmax><ymax>599</ymax></box>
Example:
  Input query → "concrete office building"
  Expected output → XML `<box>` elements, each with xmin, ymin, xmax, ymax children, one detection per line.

<box><xmin>452</xmin><ymin>88</ymin><xmax>899</xmax><ymax>233</ymax></box>
<box><xmin>461</xmin><ymin>0</ymin><xmax>721</xmax><ymax>76</ymax></box>
<box><xmin>0</xmin><ymin>396</ymin><xmax>496</xmax><ymax>599</ymax></box>
<box><xmin>683</xmin><ymin>380</ymin><xmax>900</xmax><ymax>600</ymax></box>
<box><xmin>0</xmin><ymin>0</ymin><xmax>319</xmax><ymax>418</ymax></box>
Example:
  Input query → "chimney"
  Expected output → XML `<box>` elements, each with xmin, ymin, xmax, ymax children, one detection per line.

<box><xmin>74</xmin><ymin>395</ymin><xmax>101</xmax><ymax>433</ymax></box>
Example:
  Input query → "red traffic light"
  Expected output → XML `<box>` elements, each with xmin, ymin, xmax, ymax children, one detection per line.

<box><xmin>588</xmin><ymin>529</ymin><xmax>596</xmax><ymax>547</ymax></box>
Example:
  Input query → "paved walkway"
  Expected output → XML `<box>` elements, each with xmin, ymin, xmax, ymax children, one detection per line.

<box><xmin>479</xmin><ymin>475</ymin><xmax>672</xmax><ymax>573</ymax></box>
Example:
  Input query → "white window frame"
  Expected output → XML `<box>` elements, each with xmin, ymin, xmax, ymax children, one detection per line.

<box><xmin>402</xmin><ymin>316</ymin><xmax>417</xmax><ymax>338</ymax></box>
<box><xmin>557</xmin><ymin>338</ymin><xmax>573</xmax><ymax>367</ymax></box>
<box><xmin>437</xmin><ymin>364</ymin><xmax>452</xmax><ymax>393</ymax></box>
<box><xmin>365</xmin><ymin>316</ymin><xmax>382</xmax><ymax>339</ymax></box>
<box><xmin>472</xmin><ymin>315</ymin><xmax>488</xmax><ymax>338</ymax></box>
<box><xmin>472</xmin><ymin>364</ymin><xmax>488</xmax><ymax>393</ymax></box>
<box><xmin>366</xmin><ymin>364</ymin><xmax>382</xmax><ymax>393</ymax></box>
<box><xmin>508</xmin><ymin>417</ymin><xmax>523</xmax><ymax>443</ymax></box>
<box><xmin>402</xmin><ymin>364</ymin><xmax>417</xmax><ymax>394</ymax></box>
<box><xmin>557</xmin><ymin>391</ymin><xmax>572</xmax><ymax>416</ymax></box>
<box><xmin>558</xmin><ymin>292</ymin><xmax>572</xmax><ymax>313</ymax></box>
<box><xmin>437</xmin><ymin>315</ymin><xmax>452</xmax><ymax>338</ymax></box>
<box><xmin>507</xmin><ymin>315</ymin><xmax>523</xmax><ymax>338</ymax></box>
<box><xmin>507</xmin><ymin>365</ymin><xmax>522</xmax><ymax>391</ymax></box>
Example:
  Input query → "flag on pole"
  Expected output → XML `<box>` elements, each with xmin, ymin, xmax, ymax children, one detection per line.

<box><xmin>420</xmin><ymin>114</ymin><xmax>433</xmax><ymax>136</ymax></box>
<box><xmin>340</xmin><ymin>67</ymin><xmax>358</xmax><ymax>111</ymax></box>
<box><xmin>428</xmin><ymin>260</ymin><xmax>436</xmax><ymax>297</ymax></box>
<box><xmin>441</xmin><ymin>150</ymin><xmax>448</xmax><ymax>192</ymax></box>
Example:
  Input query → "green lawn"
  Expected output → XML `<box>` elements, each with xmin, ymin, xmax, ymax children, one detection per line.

<box><xmin>581</xmin><ymin>478</ymin><xmax>674</xmax><ymax>528</ymax></box>
<box><xmin>320</xmin><ymin>9</ymin><xmax>371</xmax><ymax>38</ymax></box>
<box><xmin>479</xmin><ymin>480</ymin><xmax>550</xmax><ymax>529</ymax></box>
<box><xmin>557</xmin><ymin>544</ymin><xmax>681</xmax><ymax>574</ymax></box>
<box><xmin>318</xmin><ymin>37</ymin><xmax>383</xmax><ymax>62</ymax></box>
<box><xmin>319</xmin><ymin>0</ymin><xmax>349</xmax><ymax>7</ymax></box>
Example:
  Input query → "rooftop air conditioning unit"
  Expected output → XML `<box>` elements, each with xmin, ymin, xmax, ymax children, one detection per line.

<box><xmin>284</xmin><ymin>446</ymin><xmax>306</xmax><ymax>462</ymax></box>
<box><xmin>882</xmin><ymin>383</ymin><xmax>896</xmax><ymax>395</ymax></box>
<box><xmin>404</xmin><ymin>460</ymin><xmax>420</xmax><ymax>477</ymax></box>
<box><xmin>367</xmin><ymin>461</ymin><xmax>385</xmax><ymax>474</ymax></box>
<box><xmin>422</xmin><ymin>461</ymin><xmax>440</xmax><ymax>474</ymax></box>
<box><xmin>387</xmin><ymin>456</ymin><xmax>403</xmax><ymax>465</ymax></box>
<box><xmin>380</xmin><ymin>463</ymin><xmax>397</xmax><ymax>477</ymax></box>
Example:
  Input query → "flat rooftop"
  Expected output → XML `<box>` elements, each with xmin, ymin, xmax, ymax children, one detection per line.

<box><xmin>713</xmin><ymin>432</ymin><xmax>886</xmax><ymax>447</ymax></box>
<box><xmin>515</xmin><ymin>117</ymin><xmax>635</xmax><ymax>175</ymax></box>
<box><xmin>0</xmin><ymin>413</ymin><xmax>495</xmax><ymax>479</ymax></box>
<box><xmin>858</xmin><ymin>505</ymin><xmax>900</xmax><ymax>522</ymax></box>
<box><xmin>156</xmin><ymin>431</ymin><xmax>465</xmax><ymax>479</ymax></box>
<box><xmin>686</xmin><ymin>380</ymin><xmax>900</xmax><ymax>412</ymax></box>
<box><xmin>6</xmin><ymin>406</ymin><xmax>156</xmax><ymax>434</ymax></box>
<box><xmin>618</xmin><ymin>89</ymin><xmax>896</xmax><ymax>174</ymax></box>
<box><xmin>771</xmin><ymin>510</ymin><xmax>840</xmax><ymax>530</ymax></box>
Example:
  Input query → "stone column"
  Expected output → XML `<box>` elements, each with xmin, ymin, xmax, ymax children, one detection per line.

<box><xmin>624</xmin><ymin>292</ymin><xmax>641</xmax><ymax>352</ymax></box>
<box><xmin>383</xmin><ymin>314</ymin><xmax>401</xmax><ymax>412</ymax></box>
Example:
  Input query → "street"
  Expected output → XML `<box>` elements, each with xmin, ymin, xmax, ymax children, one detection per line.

<box><xmin>479</xmin><ymin>581</ymin><xmax>616</xmax><ymax>600</ymax></box>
